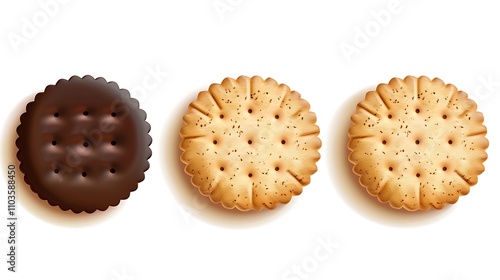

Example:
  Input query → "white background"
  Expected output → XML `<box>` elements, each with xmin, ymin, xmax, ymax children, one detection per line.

<box><xmin>1</xmin><ymin>0</ymin><xmax>499</xmax><ymax>279</ymax></box>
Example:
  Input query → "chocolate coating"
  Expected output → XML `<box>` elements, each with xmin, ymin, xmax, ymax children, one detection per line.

<box><xmin>16</xmin><ymin>75</ymin><xmax>152</xmax><ymax>213</ymax></box>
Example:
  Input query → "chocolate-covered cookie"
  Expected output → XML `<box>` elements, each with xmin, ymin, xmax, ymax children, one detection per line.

<box><xmin>16</xmin><ymin>75</ymin><xmax>152</xmax><ymax>213</ymax></box>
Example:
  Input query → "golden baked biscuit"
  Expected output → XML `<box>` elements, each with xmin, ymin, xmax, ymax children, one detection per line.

<box><xmin>180</xmin><ymin>76</ymin><xmax>321</xmax><ymax>211</ymax></box>
<box><xmin>348</xmin><ymin>76</ymin><xmax>488</xmax><ymax>210</ymax></box>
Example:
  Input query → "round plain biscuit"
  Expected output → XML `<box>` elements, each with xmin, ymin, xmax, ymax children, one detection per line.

<box><xmin>180</xmin><ymin>76</ymin><xmax>321</xmax><ymax>211</ymax></box>
<box><xmin>348</xmin><ymin>76</ymin><xmax>488</xmax><ymax>210</ymax></box>
<box><xmin>16</xmin><ymin>76</ymin><xmax>152</xmax><ymax>213</ymax></box>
